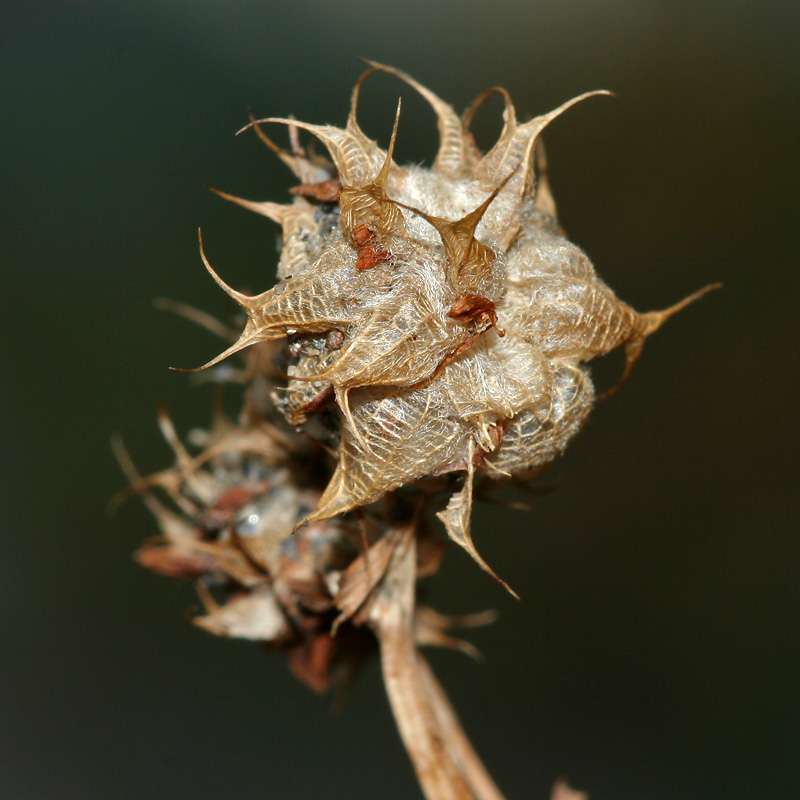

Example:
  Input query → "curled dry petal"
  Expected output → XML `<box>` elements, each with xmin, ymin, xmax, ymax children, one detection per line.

<box><xmin>333</xmin><ymin>523</ymin><xmax>408</xmax><ymax>630</ymax></box>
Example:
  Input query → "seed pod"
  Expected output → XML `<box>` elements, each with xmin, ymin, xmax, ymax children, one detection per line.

<box><xmin>192</xmin><ymin>66</ymin><xmax>716</xmax><ymax>586</ymax></box>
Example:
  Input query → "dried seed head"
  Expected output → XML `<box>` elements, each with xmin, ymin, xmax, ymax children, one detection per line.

<box><xmin>191</xmin><ymin>67</ymin><xmax>714</xmax><ymax>590</ymax></box>
<box><xmin>131</xmin><ymin>65</ymin><xmax>716</xmax><ymax>657</ymax></box>
<box><xmin>119</xmin><ymin>64</ymin><xmax>717</xmax><ymax>798</ymax></box>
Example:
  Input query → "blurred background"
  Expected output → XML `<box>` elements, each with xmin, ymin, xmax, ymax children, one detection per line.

<box><xmin>2</xmin><ymin>1</ymin><xmax>798</xmax><ymax>798</ymax></box>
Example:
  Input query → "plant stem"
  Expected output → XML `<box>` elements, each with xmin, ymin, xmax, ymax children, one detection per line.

<box><xmin>370</xmin><ymin>525</ymin><xmax>506</xmax><ymax>800</ymax></box>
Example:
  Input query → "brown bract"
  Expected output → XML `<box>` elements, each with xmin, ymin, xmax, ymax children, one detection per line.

<box><xmin>448</xmin><ymin>293</ymin><xmax>504</xmax><ymax>338</ymax></box>
<box><xmin>351</xmin><ymin>224</ymin><xmax>392</xmax><ymax>271</ymax></box>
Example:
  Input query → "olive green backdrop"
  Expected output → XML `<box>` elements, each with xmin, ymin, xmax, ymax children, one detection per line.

<box><xmin>2</xmin><ymin>1</ymin><xmax>798</xmax><ymax>798</ymax></box>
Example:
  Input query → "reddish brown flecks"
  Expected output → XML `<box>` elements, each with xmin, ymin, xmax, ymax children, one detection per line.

<box><xmin>289</xmin><ymin>180</ymin><xmax>342</xmax><ymax>203</ymax></box>
<box><xmin>413</xmin><ymin>328</ymin><xmax>483</xmax><ymax>390</ymax></box>
<box><xmin>414</xmin><ymin>294</ymin><xmax>506</xmax><ymax>388</ymax></box>
<box><xmin>351</xmin><ymin>224</ymin><xmax>391</xmax><ymax>270</ymax></box>
<box><xmin>447</xmin><ymin>293</ymin><xmax>505</xmax><ymax>337</ymax></box>
<box><xmin>356</xmin><ymin>248</ymin><xmax>391</xmax><ymax>270</ymax></box>
<box><xmin>214</xmin><ymin>485</ymin><xmax>261</xmax><ymax>511</ymax></box>
<box><xmin>351</xmin><ymin>224</ymin><xmax>373</xmax><ymax>247</ymax></box>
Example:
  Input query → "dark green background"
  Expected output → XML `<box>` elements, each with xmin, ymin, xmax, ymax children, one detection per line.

<box><xmin>3</xmin><ymin>2</ymin><xmax>798</xmax><ymax>798</ymax></box>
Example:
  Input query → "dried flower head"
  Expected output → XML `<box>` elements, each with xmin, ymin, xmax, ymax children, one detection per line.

<box><xmin>187</xmin><ymin>61</ymin><xmax>715</xmax><ymax>592</ymax></box>
<box><xmin>120</xmin><ymin>63</ymin><xmax>716</xmax><ymax>799</ymax></box>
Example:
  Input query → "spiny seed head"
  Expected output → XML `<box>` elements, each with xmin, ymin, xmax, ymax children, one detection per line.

<box><xmin>181</xmin><ymin>64</ymin><xmax>715</xmax><ymax>590</ymax></box>
<box><xmin>118</xmin><ymin>66</ymin><xmax>717</xmax><ymax>796</ymax></box>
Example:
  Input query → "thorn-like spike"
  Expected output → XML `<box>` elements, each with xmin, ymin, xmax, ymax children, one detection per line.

<box><xmin>541</xmin><ymin>89</ymin><xmax>614</xmax><ymax>118</ymax></box>
<box><xmin>598</xmin><ymin>338</ymin><xmax>644</xmax><ymax>400</ymax></box>
<box><xmin>391</xmin><ymin>196</ymin><xmax>468</xmax><ymax>285</ymax></box>
<box><xmin>415</xmin><ymin>627</ymin><xmax>485</xmax><ymax>662</ymax></box>
<box><xmin>516</xmin><ymin>90</ymin><xmax>615</xmax><ymax>148</ymax></box>
<box><xmin>477</xmin><ymin>89</ymin><xmax>612</xmax><ymax>188</ymax></box>
<box><xmin>397</xmin><ymin>167</ymin><xmax>513</xmax><ymax>246</ymax></box>
<box><xmin>156</xmin><ymin>402</ymin><xmax>193</xmax><ymax>468</ymax></box>
<box><xmin>638</xmin><ymin>282</ymin><xmax>722</xmax><ymax>337</ymax></box>
<box><xmin>460</xmin><ymin>87</ymin><xmax>516</xmax><ymax>172</ymax></box>
<box><xmin>361</xmin><ymin>60</ymin><xmax>469</xmax><ymax>179</ymax></box>
<box><xmin>170</xmin><ymin>319</ymin><xmax>283</xmax><ymax>374</ymax></box>
<box><xmin>208</xmin><ymin>187</ymin><xmax>290</xmax><ymax>227</ymax></box>
<box><xmin>375</xmin><ymin>98</ymin><xmax>402</xmax><ymax>189</ymax></box>
<box><xmin>198</xmin><ymin>229</ymin><xmax>264</xmax><ymax>309</ymax></box>
<box><xmin>337</xmin><ymin>100</ymin><xmax>405</xmax><ymax>236</ymax></box>
<box><xmin>109</xmin><ymin>435</ymin><xmax>198</xmax><ymax>538</ymax></box>
<box><xmin>153</xmin><ymin>297</ymin><xmax>238</xmax><ymax>343</ymax></box>
<box><xmin>393</xmin><ymin>170</ymin><xmax>513</xmax><ymax>289</ymax></box>
<box><xmin>110</xmin><ymin>432</ymin><xmax>136</xmax><ymax>479</ymax></box>
<box><xmin>390</xmin><ymin>198</ymin><xmax>463</xmax><ymax>285</ymax></box>
<box><xmin>348</xmin><ymin>65</ymin><xmax>380</xmax><ymax>136</ymax></box>
<box><xmin>461</xmin><ymin>86</ymin><xmax>516</xmax><ymax>139</ymax></box>
<box><xmin>243</xmin><ymin>112</ymin><xmax>301</xmax><ymax>177</ymax></box>
<box><xmin>602</xmin><ymin>283</ymin><xmax>722</xmax><ymax>399</ymax></box>
<box><xmin>456</xmin><ymin>167</ymin><xmax>516</xmax><ymax>237</ymax></box>
<box><xmin>417</xmin><ymin>606</ymin><xmax>500</xmax><ymax>631</ymax></box>
<box><xmin>474</xmin><ymin>90</ymin><xmax>612</xmax><ymax>248</ymax></box>
<box><xmin>109</xmin><ymin>433</ymin><xmax>151</xmax><ymax>513</ymax></box>
<box><xmin>291</xmin><ymin>516</ymin><xmax>310</xmax><ymax>535</ymax></box>
<box><xmin>390</xmin><ymin>196</ymin><xmax>432</xmax><ymax>226</ymax></box>
<box><xmin>435</xmin><ymin>441</ymin><xmax>519</xmax><ymax>600</ymax></box>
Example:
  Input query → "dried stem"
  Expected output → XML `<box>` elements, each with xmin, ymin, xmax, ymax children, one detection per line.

<box><xmin>370</xmin><ymin>524</ymin><xmax>506</xmax><ymax>800</ymax></box>
<box><xmin>416</xmin><ymin>657</ymin><xmax>505</xmax><ymax>800</ymax></box>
